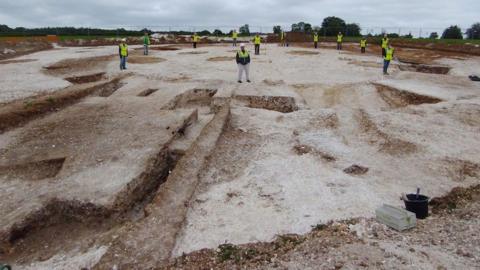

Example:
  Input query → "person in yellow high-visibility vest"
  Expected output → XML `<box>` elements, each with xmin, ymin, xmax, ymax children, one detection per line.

<box><xmin>253</xmin><ymin>33</ymin><xmax>261</xmax><ymax>55</ymax></box>
<box><xmin>232</xmin><ymin>30</ymin><xmax>238</xmax><ymax>47</ymax></box>
<box><xmin>381</xmin><ymin>34</ymin><xmax>389</xmax><ymax>57</ymax></box>
<box><xmin>313</xmin><ymin>32</ymin><xmax>319</xmax><ymax>49</ymax></box>
<box><xmin>192</xmin><ymin>33</ymin><xmax>200</xmax><ymax>49</ymax></box>
<box><xmin>337</xmin><ymin>32</ymin><xmax>343</xmax><ymax>50</ymax></box>
<box><xmin>236</xmin><ymin>43</ymin><xmax>251</xmax><ymax>83</ymax></box>
<box><xmin>118</xmin><ymin>39</ymin><xmax>128</xmax><ymax>70</ymax></box>
<box><xmin>383</xmin><ymin>44</ymin><xmax>395</xmax><ymax>75</ymax></box>
<box><xmin>360</xmin><ymin>37</ymin><xmax>367</xmax><ymax>53</ymax></box>
<box><xmin>280</xmin><ymin>31</ymin><xmax>285</xmax><ymax>47</ymax></box>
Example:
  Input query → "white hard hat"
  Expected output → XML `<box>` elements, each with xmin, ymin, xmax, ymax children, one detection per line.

<box><xmin>240</xmin><ymin>43</ymin><xmax>245</xmax><ymax>47</ymax></box>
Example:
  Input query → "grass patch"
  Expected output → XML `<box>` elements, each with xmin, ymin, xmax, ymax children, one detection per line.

<box><xmin>217</xmin><ymin>243</ymin><xmax>241</xmax><ymax>262</ymax></box>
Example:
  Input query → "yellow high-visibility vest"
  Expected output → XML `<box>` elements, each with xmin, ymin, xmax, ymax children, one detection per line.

<box><xmin>119</xmin><ymin>44</ymin><xmax>128</xmax><ymax>56</ymax></box>
<box><xmin>193</xmin><ymin>35</ymin><xmax>199</xmax><ymax>42</ymax></box>
<box><xmin>385</xmin><ymin>48</ymin><xmax>394</xmax><ymax>61</ymax></box>
<box><xmin>238</xmin><ymin>50</ymin><xmax>250</xmax><ymax>58</ymax></box>
<box><xmin>254</xmin><ymin>36</ymin><xmax>261</xmax><ymax>45</ymax></box>
<box><xmin>360</xmin><ymin>39</ymin><xmax>367</xmax><ymax>47</ymax></box>
<box><xmin>314</xmin><ymin>34</ymin><xmax>319</xmax><ymax>42</ymax></box>
<box><xmin>337</xmin><ymin>34</ymin><xmax>343</xmax><ymax>42</ymax></box>
<box><xmin>382</xmin><ymin>38</ymin><xmax>389</xmax><ymax>48</ymax></box>
<box><xmin>280</xmin><ymin>32</ymin><xmax>284</xmax><ymax>40</ymax></box>
<box><xmin>232</xmin><ymin>32</ymin><xmax>238</xmax><ymax>39</ymax></box>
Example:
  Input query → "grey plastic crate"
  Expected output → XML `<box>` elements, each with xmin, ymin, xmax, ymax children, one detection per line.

<box><xmin>376</xmin><ymin>204</ymin><xmax>416</xmax><ymax>231</ymax></box>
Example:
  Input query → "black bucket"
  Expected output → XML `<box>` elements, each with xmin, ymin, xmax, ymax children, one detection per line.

<box><xmin>404</xmin><ymin>194</ymin><xmax>429</xmax><ymax>219</ymax></box>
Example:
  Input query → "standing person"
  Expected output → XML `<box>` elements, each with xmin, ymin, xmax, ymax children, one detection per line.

<box><xmin>232</xmin><ymin>30</ymin><xmax>238</xmax><ymax>47</ymax></box>
<box><xmin>253</xmin><ymin>33</ymin><xmax>261</xmax><ymax>55</ymax></box>
<box><xmin>280</xmin><ymin>31</ymin><xmax>285</xmax><ymax>47</ymax></box>
<box><xmin>192</xmin><ymin>33</ymin><xmax>199</xmax><ymax>48</ymax></box>
<box><xmin>337</xmin><ymin>32</ymin><xmax>343</xmax><ymax>50</ymax></box>
<box><xmin>236</xmin><ymin>43</ymin><xmax>251</xmax><ymax>83</ymax></box>
<box><xmin>313</xmin><ymin>32</ymin><xmax>319</xmax><ymax>49</ymax></box>
<box><xmin>381</xmin><ymin>34</ymin><xmax>389</xmax><ymax>57</ymax></box>
<box><xmin>383</xmin><ymin>44</ymin><xmax>394</xmax><ymax>75</ymax></box>
<box><xmin>360</xmin><ymin>36</ymin><xmax>367</xmax><ymax>53</ymax></box>
<box><xmin>143</xmin><ymin>32</ymin><xmax>150</xmax><ymax>55</ymax></box>
<box><xmin>119</xmin><ymin>39</ymin><xmax>128</xmax><ymax>70</ymax></box>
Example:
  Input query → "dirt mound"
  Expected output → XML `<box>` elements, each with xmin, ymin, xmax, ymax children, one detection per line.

<box><xmin>440</xmin><ymin>158</ymin><xmax>480</xmax><ymax>182</ymax></box>
<box><xmin>429</xmin><ymin>184</ymin><xmax>480</xmax><ymax>214</ymax></box>
<box><xmin>64</xmin><ymin>72</ymin><xmax>106</xmax><ymax>84</ymax></box>
<box><xmin>129</xmin><ymin>56</ymin><xmax>166</xmax><ymax>64</ymax></box>
<box><xmin>207</xmin><ymin>56</ymin><xmax>235</xmax><ymax>62</ymax></box>
<box><xmin>373</xmin><ymin>83</ymin><xmax>443</xmax><ymax>108</ymax></box>
<box><xmin>287</xmin><ymin>50</ymin><xmax>319</xmax><ymax>56</ymax></box>
<box><xmin>234</xmin><ymin>95</ymin><xmax>298</xmax><ymax>113</ymax></box>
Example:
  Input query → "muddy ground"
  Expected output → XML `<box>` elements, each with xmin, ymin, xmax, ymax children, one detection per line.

<box><xmin>0</xmin><ymin>41</ymin><xmax>479</xmax><ymax>269</ymax></box>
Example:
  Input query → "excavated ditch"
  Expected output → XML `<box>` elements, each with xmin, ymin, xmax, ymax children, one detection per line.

<box><xmin>373</xmin><ymin>83</ymin><xmax>443</xmax><ymax>108</ymax></box>
<box><xmin>398</xmin><ymin>63</ymin><xmax>451</xmax><ymax>74</ymax></box>
<box><xmin>137</xmin><ymin>88</ymin><xmax>159</xmax><ymax>97</ymax></box>
<box><xmin>162</xmin><ymin>88</ymin><xmax>218</xmax><ymax>110</ymax></box>
<box><xmin>0</xmin><ymin>77</ymin><xmax>126</xmax><ymax>133</ymax></box>
<box><xmin>0</xmin><ymin>158</ymin><xmax>65</xmax><ymax>181</ymax></box>
<box><xmin>234</xmin><ymin>95</ymin><xmax>299</xmax><ymax>113</ymax></box>
<box><xmin>65</xmin><ymin>72</ymin><xmax>106</xmax><ymax>84</ymax></box>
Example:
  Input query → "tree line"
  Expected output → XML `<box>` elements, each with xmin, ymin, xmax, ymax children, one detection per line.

<box><xmin>1</xmin><ymin>20</ymin><xmax>479</xmax><ymax>39</ymax></box>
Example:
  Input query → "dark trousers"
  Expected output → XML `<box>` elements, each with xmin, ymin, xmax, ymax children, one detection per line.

<box><xmin>233</xmin><ymin>38</ymin><xmax>237</xmax><ymax>46</ymax></box>
<box><xmin>383</xmin><ymin>60</ymin><xmax>390</xmax><ymax>74</ymax></box>
<box><xmin>255</xmin><ymin>44</ymin><xmax>260</xmax><ymax>55</ymax></box>
<box><xmin>314</xmin><ymin>41</ymin><xmax>318</xmax><ymax>48</ymax></box>
<box><xmin>337</xmin><ymin>42</ymin><xmax>342</xmax><ymax>50</ymax></box>
<box><xmin>361</xmin><ymin>47</ymin><xmax>366</xmax><ymax>53</ymax></box>
<box><xmin>382</xmin><ymin>48</ymin><xmax>386</xmax><ymax>57</ymax></box>
<box><xmin>193</xmin><ymin>42</ymin><xmax>197</xmax><ymax>49</ymax></box>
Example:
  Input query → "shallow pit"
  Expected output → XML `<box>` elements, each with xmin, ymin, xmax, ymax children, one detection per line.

<box><xmin>162</xmin><ymin>88</ymin><xmax>217</xmax><ymax>110</ymax></box>
<box><xmin>0</xmin><ymin>158</ymin><xmax>65</xmax><ymax>181</ymax></box>
<box><xmin>234</xmin><ymin>95</ymin><xmax>299</xmax><ymax>113</ymax></box>
<box><xmin>373</xmin><ymin>83</ymin><xmax>443</xmax><ymax>108</ymax></box>
<box><xmin>64</xmin><ymin>72</ymin><xmax>106</xmax><ymax>84</ymax></box>
<box><xmin>137</xmin><ymin>88</ymin><xmax>159</xmax><ymax>97</ymax></box>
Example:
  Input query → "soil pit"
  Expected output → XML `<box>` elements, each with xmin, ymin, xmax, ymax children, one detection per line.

<box><xmin>137</xmin><ymin>88</ymin><xmax>159</xmax><ymax>97</ymax></box>
<box><xmin>0</xmin><ymin>158</ymin><xmax>65</xmax><ymax>181</ymax></box>
<box><xmin>162</xmin><ymin>88</ymin><xmax>217</xmax><ymax>110</ymax></box>
<box><xmin>398</xmin><ymin>63</ymin><xmax>451</xmax><ymax>74</ymax></box>
<box><xmin>287</xmin><ymin>50</ymin><xmax>320</xmax><ymax>56</ymax></box>
<box><xmin>373</xmin><ymin>83</ymin><xmax>443</xmax><ymax>108</ymax></box>
<box><xmin>64</xmin><ymin>72</ymin><xmax>106</xmax><ymax>84</ymax></box>
<box><xmin>207</xmin><ymin>56</ymin><xmax>235</xmax><ymax>62</ymax></box>
<box><xmin>150</xmin><ymin>46</ymin><xmax>180</xmax><ymax>51</ymax></box>
<box><xmin>234</xmin><ymin>95</ymin><xmax>299</xmax><ymax>113</ymax></box>
<box><xmin>128</xmin><ymin>56</ymin><xmax>166</xmax><ymax>64</ymax></box>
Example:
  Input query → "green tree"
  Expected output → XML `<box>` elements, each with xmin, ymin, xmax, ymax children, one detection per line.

<box><xmin>345</xmin><ymin>23</ymin><xmax>361</xmax><ymax>36</ymax></box>
<box><xmin>273</xmin><ymin>25</ymin><xmax>282</xmax><ymax>34</ymax></box>
<box><xmin>442</xmin><ymin>25</ymin><xmax>463</xmax><ymax>39</ymax></box>
<box><xmin>213</xmin><ymin>29</ymin><xmax>223</xmax><ymax>36</ymax></box>
<box><xmin>239</xmin><ymin>24</ymin><xmax>250</xmax><ymax>36</ymax></box>
<box><xmin>466</xmin><ymin>23</ymin><xmax>480</xmax><ymax>39</ymax></box>
<box><xmin>429</xmin><ymin>32</ymin><xmax>439</xmax><ymax>39</ymax></box>
<box><xmin>321</xmin><ymin>16</ymin><xmax>346</xmax><ymax>36</ymax></box>
<box><xmin>291</xmin><ymin>22</ymin><xmax>312</xmax><ymax>33</ymax></box>
<box><xmin>403</xmin><ymin>32</ymin><xmax>413</xmax><ymax>38</ymax></box>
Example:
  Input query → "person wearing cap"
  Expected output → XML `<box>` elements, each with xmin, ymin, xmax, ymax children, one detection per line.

<box><xmin>119</xmin><ymin>39</ymin><xmax>128</xmax><ymax>70</ymax></box>
<box><xmin>236</xmin><ymin>43</ymin><xmax>251</xmax><ymax>83</ymax></box>
<box><xmin>143</xmin><ymin>32</ymin><xmax>150</xmax><ymax>55</ymax></box>
<box><xmin>383</xmin><ymin>44</ymin><xmax>394</xmax><ymax>75</ymax></box>
<box><xmin>253</xmin><ymin>33</ymin><xmax>261</xmax><ymax>55</ymax></box>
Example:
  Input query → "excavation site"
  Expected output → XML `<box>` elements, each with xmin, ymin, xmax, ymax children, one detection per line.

<box><xmin>0</xmin><ymin>40</ymin><xmax>479</xmax><ymax>269</ymax></box>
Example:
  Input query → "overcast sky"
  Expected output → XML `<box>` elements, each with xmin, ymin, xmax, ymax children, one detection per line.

<box><xmin>1</xmin><ymin>0</ymin><xmax>478</xmax><ymax>33</ymax></box>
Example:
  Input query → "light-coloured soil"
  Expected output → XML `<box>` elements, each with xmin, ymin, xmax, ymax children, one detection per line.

<box><xmin>0</xmin><ymin>42</ymin><xmax>479</xmax><ymax>269</ymax></box>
